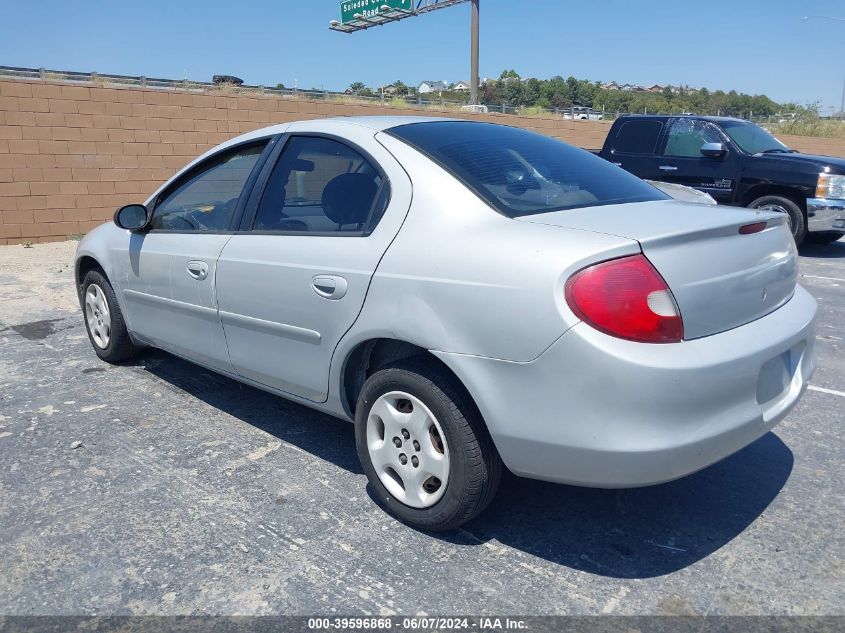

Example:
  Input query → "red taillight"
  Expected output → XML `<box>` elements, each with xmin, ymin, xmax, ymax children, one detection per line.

<box><xmin>565</xmin><ymin>254</ymin><xmax>683</xmax><ymax>343</ymax></box>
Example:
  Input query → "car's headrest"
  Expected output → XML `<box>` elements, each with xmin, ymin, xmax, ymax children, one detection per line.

<box><xmin>322</xmin><ymin>173</ymin><xmax>378</xmax><ymax>227</ymax></box>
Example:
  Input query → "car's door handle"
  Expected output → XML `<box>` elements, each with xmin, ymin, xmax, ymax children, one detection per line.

<box><xmin>658</xmin><ymin>165</ymin><xmax>679</xmax><ymax>171</ymax></box>
<box><xmin>311</xmin><ymin>275</ymin><xmax>348</xmax><ymax>300</ymax></box>
<box><xmin>186</xmin><ymin>260</ymin><xmax>209</xmax><ymax>280</ymax></box>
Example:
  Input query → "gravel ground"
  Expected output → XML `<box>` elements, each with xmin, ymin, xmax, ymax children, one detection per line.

<box><xmin>0</xmin><ymin>238</ymin><xmax>843</xmax><ymax>616</ymax></box>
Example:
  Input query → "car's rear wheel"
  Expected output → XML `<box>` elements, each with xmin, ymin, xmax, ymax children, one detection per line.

<box><xmin>748</xmin><ymin>195</ymin><xmax>806</xmax><ymax>245</ymax></box>
<box><xmin>807</xmin><ymin>231</ymin><xmax>845</xmax><ymax>245</ymax></box>
<box><xmin>355</xmin><ymin>358</ymin><xmax>502</xmax><ymax>531</ymax></box>
<box><xmin>81</xmin><ymin>269</ymin><xmax>141</xmax><ymax>363</ymax></box>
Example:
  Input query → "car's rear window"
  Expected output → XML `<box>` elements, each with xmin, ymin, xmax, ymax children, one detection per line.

<box><xmin>389</xmin><ymin>121</ymin><xmax>667</xmax><ymax>217</ymax></box>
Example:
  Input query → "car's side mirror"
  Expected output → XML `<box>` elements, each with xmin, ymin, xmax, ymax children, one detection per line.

<box><xmin>700</xmin><ymin>142</ymin><xmax>727</xmax><ymax>159</ymax></box>
<box><xmin>113</xmin><ymin>204</ymin><xmax>149</xmax><ymax>231</ymax></box>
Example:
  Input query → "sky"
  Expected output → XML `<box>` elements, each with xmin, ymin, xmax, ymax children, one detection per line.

<box><xmin>0</xmin><ymin>0</ymin><xmax>843</xmax><ymax>112</ymax></box>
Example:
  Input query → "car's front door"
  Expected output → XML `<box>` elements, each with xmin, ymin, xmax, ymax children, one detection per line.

<box><xmin>215</xmin><ymin>132</ymin><xmax>412</xmax><ymax>402</ymax></box>
<box><xmin>116</xmin><ymin>139</ymin><xmax>271</xmax><ymax>372</ymax></box>
<box><xmin>656</xmin><ymin>118</ymin><xmax>740</xmax><ymax>203</ymax></box>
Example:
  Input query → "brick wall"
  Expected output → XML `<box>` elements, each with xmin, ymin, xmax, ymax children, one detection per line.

<box><xmin>1</xmin><ymin>77</ymin><xmax>843</xmax><ymax>244</ymax></box>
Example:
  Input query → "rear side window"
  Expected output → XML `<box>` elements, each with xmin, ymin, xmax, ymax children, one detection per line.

<box><xmin>612</xmin><ymin>120</ymin><xmax>663</xmax><ymax>155</ymax></box>
<box><xmin>253</xmin><ymin>136</ymin><xmax>387</xmax><ymax>234</ymax></box>
<box><xmin>390</xmin><ymin>121</ymin><xmax>667</xmax><ymax>218</ymax></box>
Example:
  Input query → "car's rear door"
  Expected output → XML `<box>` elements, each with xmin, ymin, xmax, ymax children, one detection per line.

<box><xmin>215</xmin><ymin>128</ymin><xmax>412</xmax><ymax>402</ymax></box>
<box><xmin>655</xmin><ymin>118</ymin><xmax>740</xmax><ymax>203</ymax></box>
<box><xmin>116</xmin><ymin>138</ymin><xmax>273</xmax><ymax>372</ymax></box>
<box><xmin>604</xmin><ymin>118</ymin><xmax>665</xmax><ymax>180</ymax></box>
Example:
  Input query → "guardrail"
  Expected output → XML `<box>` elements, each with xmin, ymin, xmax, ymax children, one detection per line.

<box><xmin>1</xmin><ymin>65</ymin><xmax>839</xmax><ymax>126</ymax></box>
<box><xmin>0</xmin><ymin>65</ymin><xmax>609</xmax><ymax>120</ymax></box>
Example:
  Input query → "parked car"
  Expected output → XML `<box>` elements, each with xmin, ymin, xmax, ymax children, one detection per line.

<box><xmin>76</xmin><ymin>118</ymin><xmax>817</xmax><ymax>530</ymax></box>
<box><xmin>646</xmin><ymin>180</ymin><xmax>717</xmax><ymax>205</ymax></box>
<box><xmin>564</xmin><ymin>106</ymin><xmax>603</xmax><ymax>121</ymax></box>
<box><xmin>596</xmin><ymin>115</ymin><xmax>845</xmax><ymax>245</ymax></box>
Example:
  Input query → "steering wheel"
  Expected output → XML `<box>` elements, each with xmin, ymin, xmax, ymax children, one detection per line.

<box><xmin>164</xmin><ymin>212</ymin><xmax>201</xmax><ymax>231</ymax></box>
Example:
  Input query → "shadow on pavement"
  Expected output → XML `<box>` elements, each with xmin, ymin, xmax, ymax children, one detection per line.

<box><xmin>135</xmin><ymin>350</ymin><xmax>363</xmax><ymax>475</ymax></box>
<box><xmin>137</xmin><ymin>349</ymin><xmax>794</xmax><ymax>580</ymax></box>
<box><xmin>457</xmin><ymin>431</ymin><xmax>793</xmax><ymax>579</ymax></box>
<box><xmin>799</xmin><ymin>238</ymin><xmax>845</xmax><ymax>258</ymax></box>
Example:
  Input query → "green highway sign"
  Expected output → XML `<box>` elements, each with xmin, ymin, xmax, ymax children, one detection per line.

<box><xmin>340</xmin><ymin>0</ymin><xmax>413</xmax><ymax>24</ymax></box>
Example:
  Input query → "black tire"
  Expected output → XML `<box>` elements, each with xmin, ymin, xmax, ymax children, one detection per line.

<box><xmin>748</xmin><ymin>195</ymin><xmax>806</xmax><ymax>245</ymax></box>
<box><xmin>807</xmin><ymin>231</ymin><xmax>845</xmax><ymax>245</ymax></box>
<box><xmin>355</xmin><ymin>358</ymin><xmax>503</xmax><ymax>531</ymax></box>
<box><xmin>80</xmin><ymin>269</ymin><xmax>142</xmax><ymax>363</ymax></box>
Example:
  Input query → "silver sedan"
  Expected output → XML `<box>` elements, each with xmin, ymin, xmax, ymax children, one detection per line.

<box><xmin>75</xmin><ymin>117</ymin><xmax>817</xmax><ymax>530</ymax></box>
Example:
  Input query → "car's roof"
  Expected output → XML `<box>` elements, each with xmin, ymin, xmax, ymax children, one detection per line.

<box><xmin>619</xmin><ymin>114</ymin><xmax>747</xmax><ymax>123</ymax></box>
<box><xmin>210</xmin><ymin>116</ymin><xmax>460</xmax><ymax>156</ymax></box>
<box><xmin>148</xmin><ymin>116</ymin><xmax>466</xmax><ymax>205</ymax></box>
<box><xmin>331</xmin><ymin>115</ymin><xmax>460</xmax><ymax>130</ymax></box>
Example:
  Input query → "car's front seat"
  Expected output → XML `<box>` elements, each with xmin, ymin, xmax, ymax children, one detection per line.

<box><xmin>321</xmin><ymin>173</ymin><xmax>378</xmax><ymax>231</ymax></box>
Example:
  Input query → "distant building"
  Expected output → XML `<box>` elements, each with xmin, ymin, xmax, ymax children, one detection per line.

<box><xmin>379</xmin><ymin>84</ymin><xmax>398</xmax><ymax>96</ymax></box>
<box><xmin>647</xmin><ymin>84</ymin><xmax>664</xmax><ymax>93</ymax></box>
<box><xmin>601</xmin><ymin>82</ymin><xmax>619</xmax><ymax>91</ymax></box>
<box><xmin>452</xmin><ymin>80</ymin><xmax>470</xmax><ymax>92</ymax></box>
<box><xmin>418</xmin><ymin>80</ymin><xmax>448</xmax><ymax>94</ymax></box>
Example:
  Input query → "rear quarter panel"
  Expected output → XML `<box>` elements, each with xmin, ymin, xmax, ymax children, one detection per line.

<box><xmin>333</xmin><ymin>133</ymin><xmax>640</xmax><ymax>365</ymax></box>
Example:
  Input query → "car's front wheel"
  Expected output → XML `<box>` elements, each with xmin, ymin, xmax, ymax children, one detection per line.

<box><xmin>81</xmin><ymin>269</ymin><xmax>141</xmax><ymax>363</ymax></box>
<box><xmin>748</xmin><ymin>195</ymin><xmax>806</xmax><ymax>245</ymax></box>
<box><xmin>355</xmin><ymin>358</ymin><xmax>502</xmax><ymax>531</ymax></box>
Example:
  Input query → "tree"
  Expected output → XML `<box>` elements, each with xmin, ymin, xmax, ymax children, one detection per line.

<box><xmin>500</xmin><ymin>69</ymin><xmax>520</xmax><ymax>80</ymax></box>
<box><xmin>349</xmin><ymin>81</ymin><xmax>366</xmax><ymax>95</ymax></box>
<box><xmin>393</xmin><ymin>80</ymin><xmax>409</xmax><ymax>96</ymax></box>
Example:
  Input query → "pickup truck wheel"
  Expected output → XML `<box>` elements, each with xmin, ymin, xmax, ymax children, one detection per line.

<box><xmin>81</xmin><ymin>270</ymin><xmax>141</xmax><ymax>363</ymax></box>
<box><xmin>355</xmin><ymin>358</ymin><xmax>502</xmax><ymax>531</ymax></box>
<box><xmin>748</xmin><ymin>195</ymin><xmax>806</xmax><ymax>245</ymax></box>
<box><xmin>807</xmin><ymin>231</ymin><xmax>845</xmax><ymax>245</ymax></box>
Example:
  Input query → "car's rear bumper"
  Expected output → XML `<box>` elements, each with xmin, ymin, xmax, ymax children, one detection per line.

<box><xmin>807</xmin><ymin>197</ymin><xmax>845</xmax><ymax>232</ymax></box>
<box><xmin>434</xmin><ymin>285</ymin><xmax>817</xmax><ymax>488</ymax></box>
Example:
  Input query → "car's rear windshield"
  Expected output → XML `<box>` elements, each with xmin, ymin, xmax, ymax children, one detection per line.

<box><xmin>389</xmin><ymin>121</ymin><xmax>668</xmax><ymax>217</ymax></box>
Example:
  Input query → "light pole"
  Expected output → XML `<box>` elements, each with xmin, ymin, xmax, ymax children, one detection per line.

<box><xmin>801</xmin><ymin>15</ymin><xmax>845</xmax><ymax>119</ymax></box>
<box><xmin>470</xmin><ymin>0</ymin><xmax>479</xmax><ymax>105</ymax></box>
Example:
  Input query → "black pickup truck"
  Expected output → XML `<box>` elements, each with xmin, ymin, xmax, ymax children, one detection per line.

<box><xmin>596</xmin><ymin>115</ymin><xmax>845</xmax><ymax>244</ymax></box>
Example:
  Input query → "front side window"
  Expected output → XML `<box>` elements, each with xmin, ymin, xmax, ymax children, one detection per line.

<box><xmin>253</xmin><ymin>136</ymin><xmax>386</xmax><ymax>233</ymax></box>
<box><xmin>663</xmin><ymin>120</ymin><xmax>723</xmax><ymax>158</ymax></box>
<box><xmin>718</xmin><ymin>120</ymin><xmax>791</xmax><ymax>154</ymax></box>
<box><xmin>150</xmin><ymin>141</ymin><xmax>268</xmax><ymax>232</ymax></box>
<box><xmin>390</xmin><ymin>121</ymin><xmax>667</xmax><ymax>218</ymax></box>
<box><xmin>612</xmin><ymin>120</ymin><xmax>663</xmax><ymax>155</ymax></box>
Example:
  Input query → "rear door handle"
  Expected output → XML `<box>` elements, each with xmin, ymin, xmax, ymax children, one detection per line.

<box><xmin>186</xmin><ymin>260</ymin><xmax>209</xmax><ymax>280</ymax></box>
<box><xmin>311</xmin><ymin>275</ymin><xmax>348</xmax><ymax>300</ymax></box>
<box><xmin>659</xmin><ymin>165</ymin><xmax>679</xmax><ymax>171</ymax></box>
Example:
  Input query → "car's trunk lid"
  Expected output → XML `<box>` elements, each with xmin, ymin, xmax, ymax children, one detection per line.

<box><xmin>518</xmin><ymin>200</ymin><xmax>798</xmax><ymax>339</ymax></box>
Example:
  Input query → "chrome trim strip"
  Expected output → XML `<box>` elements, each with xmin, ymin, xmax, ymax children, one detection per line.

<box><xmin>219</xmin><ymin>310</ymin><xmax>322</xmax><ymax>344</ymax></box>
